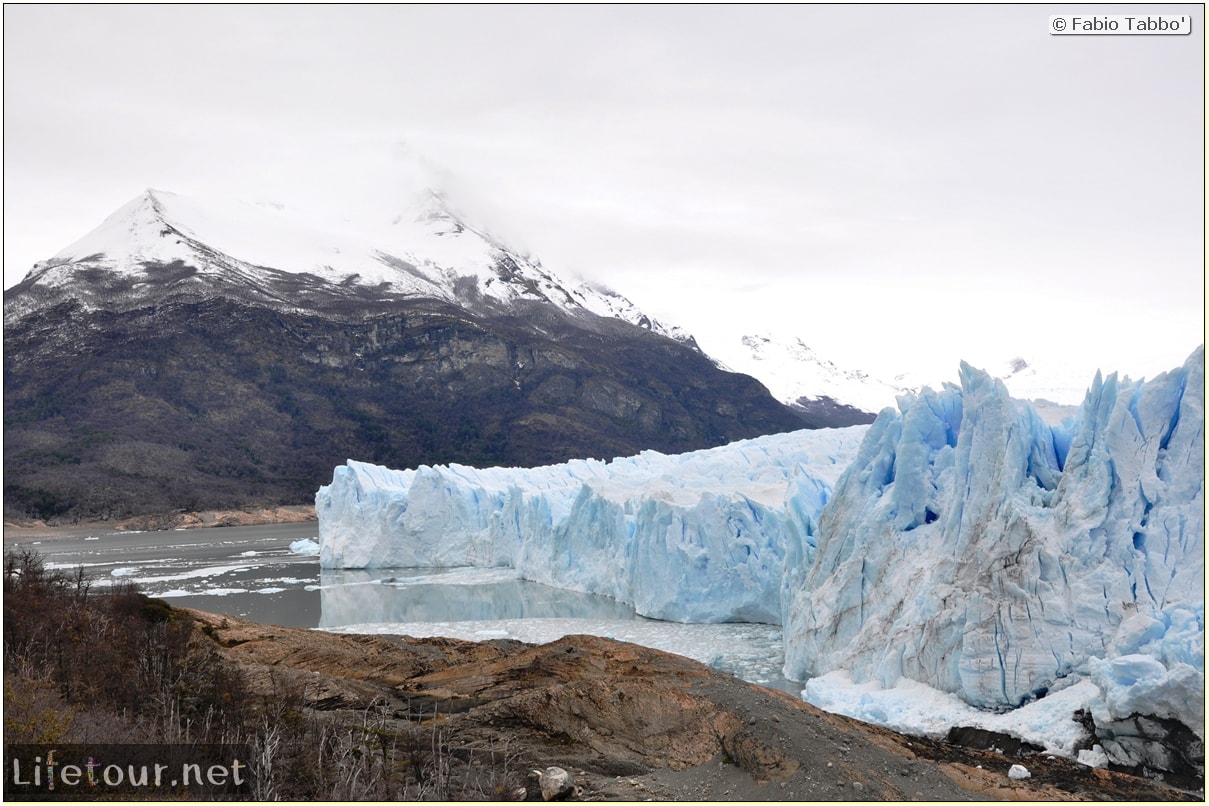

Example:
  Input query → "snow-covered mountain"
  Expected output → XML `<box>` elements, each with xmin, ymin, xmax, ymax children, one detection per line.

<box><xmin>992</xmin><ymin>354</ymin><xmax>1097</xmax><ymax>419</ymax></box>
<box><xmin>4</xmin><ymin>187</ymin><xmax>806</xmax><ymax>522</ymax></box>
<box><xmin>9</xmin><ymin>187</ymin><xmax>937</xmax><ymax>426</ymax></box>
<box><xmin>6</xmin><ymin>188</ymin><xmax>692</xmax><ymax>346</ymax></box>
<box><xmin>316</xmin><ymin>347</ymin><xmax>1204</xmax><ymax>783</ymax></box>
<box><xmin>710</xmin><ymin>333</ymin><xmax>910</xmax><ymax>422</ymax></box>
<box><xmin>705</xmin><ymin>333</ymin><xmax>1098</xmax><ymax>428</ymax></box>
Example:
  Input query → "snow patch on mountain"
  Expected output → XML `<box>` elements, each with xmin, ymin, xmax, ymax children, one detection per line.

<box><xmin>21</xmin><ymin>188</ymin><xmax>691</xmax><ymax>344</ymax></box>
<box><xmin>48</xmin><ymin>189</ymin><xmax>395</xmax><ymax>286</ymax></box>
<box><xmin>706</xmin><ymin>332</ymin><xmax>909</xmax><ymax>415</ymax></box>
<box><xmin>994</xmin><ymin>354</ymin><xmax>1102</xmax><ymax>414</ymax></box>
<box><xmin>569</xmin><ymin>281</ymin><xmax>698</xmax><ymax>345</ymax></box>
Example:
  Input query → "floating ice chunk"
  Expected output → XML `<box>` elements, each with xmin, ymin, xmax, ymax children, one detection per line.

<box><xmin>289</xmin><ymin>538</ymin><xmax>320</xmax><ymax>556</ymax></box>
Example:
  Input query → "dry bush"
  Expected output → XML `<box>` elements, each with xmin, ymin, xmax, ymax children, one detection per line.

<box><xmin>4</xmin><ymin>548</ymin><xmax>246</xmax><ymax>746</ymax></box>
<box><xmin>5</xmin><ymin>548</ymin><xmax>526</xmax><ymax>800</ymax></box>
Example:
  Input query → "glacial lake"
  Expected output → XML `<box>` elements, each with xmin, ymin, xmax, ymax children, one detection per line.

<box><xmin>5</xmin><ymin>522</ymin><xmax>796</xmax><ymax>694</ymax></box>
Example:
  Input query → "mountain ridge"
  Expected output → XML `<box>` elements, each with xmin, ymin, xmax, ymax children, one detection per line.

<box><xmin>7</xmin><ymin>188</ymin><xmax>697</xmax><ymax>346</ymax></box>
<box><xmin>704</xmin><ymin>332</ymin><xmax>909</xmax><ymax>426</ymax></box>
<box><xmin>3</xmin><ymin>188</ymin><xmax>805</xmax><ymax>522</ymax></box>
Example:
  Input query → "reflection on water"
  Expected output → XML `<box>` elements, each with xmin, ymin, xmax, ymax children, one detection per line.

<box><xmin>8</xmin><ymin>526</ymin><xmax>798</xmax><ymax>693</ymax></box>
<box><xmin>169</xmin><ymin>588</ymin><xmax>321</xmax><ymax>628</ymax></box>
<box><xmin>317</xmin><ymin>568</ymin><xmax>638</xmax><ymax>628</ymax></box>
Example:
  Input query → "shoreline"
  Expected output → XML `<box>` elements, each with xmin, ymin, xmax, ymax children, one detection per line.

<box><xmin>2</xmin><ymin>504</ymin><xmax>316</xmax><ymax>542</ymax></box>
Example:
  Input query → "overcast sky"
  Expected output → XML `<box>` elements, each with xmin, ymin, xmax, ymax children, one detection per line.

<box><xmin>4</xmin><ymin>4</ymin><xmax>1203</xmax><ymax>385</ymax></box>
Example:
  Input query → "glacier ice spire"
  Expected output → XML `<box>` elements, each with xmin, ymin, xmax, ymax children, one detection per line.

<box><xmin>783</xmin><ymin>347</ymin><xmax>1204</xmax><ymax>724</ymax></box>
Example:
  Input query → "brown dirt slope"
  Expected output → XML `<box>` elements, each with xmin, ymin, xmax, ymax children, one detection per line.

<box><xmin>188</xmin><ymin>609</ymin><xmax>1198</xmax><ymax>801</ymax></box>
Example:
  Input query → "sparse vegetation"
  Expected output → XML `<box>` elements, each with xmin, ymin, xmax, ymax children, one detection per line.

<box><xmin>3</xmin><ymin>547</ymin><xmax>242</xmax><ymax>746</ymax></box>
<box><xmin>2</xmin><ymin>548</ymin><xmax>527</xmax><ymax>799</ymax></box>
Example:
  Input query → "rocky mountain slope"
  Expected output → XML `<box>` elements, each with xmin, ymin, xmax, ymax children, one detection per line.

<box><xmin>3</xmin><ymin>190</ymin><xmax>804</xmax><ymax>523</ymax></box>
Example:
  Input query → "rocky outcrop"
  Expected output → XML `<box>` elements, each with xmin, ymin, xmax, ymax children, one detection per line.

<box><xmin>186</xmin><ymin>609</ymin><xmax>1199</xmax><ymax>801</ymax></box>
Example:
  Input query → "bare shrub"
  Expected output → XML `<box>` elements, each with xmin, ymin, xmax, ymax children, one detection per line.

<box><xmin>5</xmin><ymin>547</ymin><xmax>527</xmax><ymax>800</ymax></box>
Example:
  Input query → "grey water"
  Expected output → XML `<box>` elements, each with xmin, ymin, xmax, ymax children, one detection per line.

<box><xmin>7</xmin><ymin>523</ymin><xmax>325</xmax><ymax>626</ymax></box>
<box><xmin>4</xmin><ymin>522</ymin><xmax>637</xmax><ymax>628</ymax></box>
<box><xmin>5</xmin><ymin>522</ymin><xmax>797</xmax><ymax>694</ymax></box>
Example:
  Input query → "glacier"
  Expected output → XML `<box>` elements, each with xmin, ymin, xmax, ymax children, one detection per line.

<box><xmin>787</xmin><ymin>346</ymin><xmax>1203</xmax><ymax>778</ymax></box>
<box><xmin>317</xmin><ymin>347</ymin><xmax>1203</xmax><ymax>778</ymax></box>
<box><xmin>317</xmin><ymin>426</ymin><xmax>867</xmax><ymax>623</ymax></box>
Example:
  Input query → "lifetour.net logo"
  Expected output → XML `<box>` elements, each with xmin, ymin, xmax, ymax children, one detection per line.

<box><xmin>4</xmin><ymin>744</ymin><xmax>251</xmax><ymax>799</ymax></box>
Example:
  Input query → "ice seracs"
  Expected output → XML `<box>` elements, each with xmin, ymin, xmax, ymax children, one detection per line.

<box><xmin>785</xmin><ymin>346</ymin><xmax>1203</xmax><ymax>779</ymax></box>
<box><xmin>316</xmin><ymin>426</ymin><xmax>868</xmax><ymax>623</ymax></box>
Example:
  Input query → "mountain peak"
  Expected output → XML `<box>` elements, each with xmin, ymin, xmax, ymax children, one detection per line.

<box><xmin>44</xmin><ymin>188</ymin><xmax>187</xmax><ymax>268</ymax></box>
<box><xmin>9</xmin><ymin>188</ymin><xmax>694</xmax><ymax>347</ymax></box>
<box><xmin>417</xmin><ymin>187</ymin><xmax>452</xmax><ymax>214</ymax></box>
<box><xmin>119</xmin><ymin>187</ymin><xmax>177</xmax><ymax>220</ymax></box>
<box><xmin>406</xmin><ymin>188</ymin><xmax>473</xmax><ymax>240</ymax></box>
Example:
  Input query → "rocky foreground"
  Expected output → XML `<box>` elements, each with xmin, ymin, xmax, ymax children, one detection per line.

<box><xmin>186</xmin><ymin>609</ymin><xmax>1197</xmax><ymax>801</ymax></box>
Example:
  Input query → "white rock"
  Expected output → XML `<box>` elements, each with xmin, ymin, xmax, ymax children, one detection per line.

<box><xmin>1077</xmin><ymin>745</ymin><xmax>1108</xmax><ymax>768</ymax></box>
<box><xmin>533</xmin><ymin>766</ymin><xmax>573</xmax><ymax>801</ymax></box>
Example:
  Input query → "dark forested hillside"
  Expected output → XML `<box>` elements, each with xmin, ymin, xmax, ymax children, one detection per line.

<box><xmin>4</xmin><ymin>296</ymin><xmax>804</xmax><ymax>523</ymax></box>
